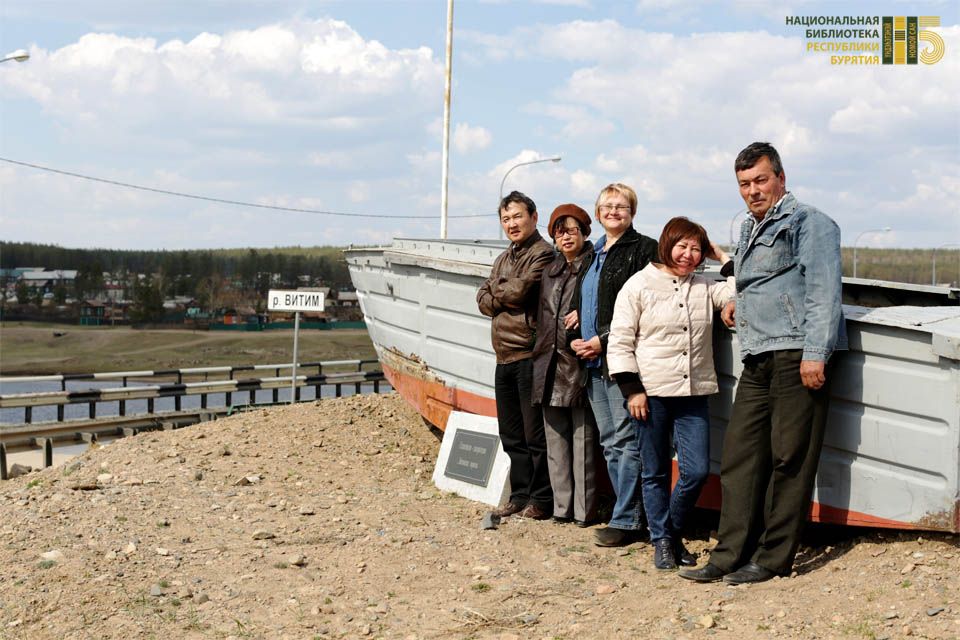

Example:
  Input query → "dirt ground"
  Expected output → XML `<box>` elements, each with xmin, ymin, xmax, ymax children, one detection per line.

<box><xmin>1</xmin><ymin>392</ymin><xmax>957</xmax><ymax>640</ymax></box>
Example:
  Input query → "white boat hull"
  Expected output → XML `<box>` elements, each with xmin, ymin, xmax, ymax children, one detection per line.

<box><xmin>347</xmin><ymin>239</ymin><xmax>960</xmax><ymax>533</ymax></box>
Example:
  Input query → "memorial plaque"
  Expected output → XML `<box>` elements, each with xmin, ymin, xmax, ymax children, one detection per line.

<box><xmin>433</xmin><ymin>412</ymin><xmax>510</xmax><ymax>506</ymax></box>
<box><xmin>442</xmin><ymin>429</ymin><xmax>500</xmax><ymax>486</ymax></box>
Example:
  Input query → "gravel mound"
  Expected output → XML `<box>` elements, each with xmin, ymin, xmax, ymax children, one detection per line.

<box><xmin>1</xmin><ymin>393</ymin><xmax>958</xmax><ymax>639</ymax></box>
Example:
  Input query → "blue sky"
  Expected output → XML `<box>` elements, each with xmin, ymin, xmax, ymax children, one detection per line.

<box><xmin>1</xmin><ymin>0</ymin><xmax>957</xmax><ymax>250</ymax></box>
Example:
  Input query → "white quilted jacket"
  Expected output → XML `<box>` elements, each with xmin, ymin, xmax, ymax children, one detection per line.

<box><xmin>607</xmin><ymin>263</ymin><xmax>734</xmax><ymax>397</ymax></box>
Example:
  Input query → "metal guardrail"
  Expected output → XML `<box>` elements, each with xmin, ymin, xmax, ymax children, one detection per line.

<box><xmin>0</xmin><ymin>359</ymin><xmax>384</xmax><ymax>423</ymax></box>
<box><xmin>0</xmin><ymin>359</ymin><xmax>388</xmax><ymax>480</ymax></box>
<box><xmin>1</xmin><ymin>411</ymin><xmax>224</xmax><ymax>480</ymax></box>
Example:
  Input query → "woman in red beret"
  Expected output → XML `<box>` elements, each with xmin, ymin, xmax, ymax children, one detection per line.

<box><xmin>530</xmin><ymin>204</ymin><xmax>599</xmax><ymax>526</ymax></box>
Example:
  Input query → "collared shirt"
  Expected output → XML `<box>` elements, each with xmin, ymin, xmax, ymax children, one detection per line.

<box><xmin>747</xmin><ymin>193</ymin><xmax>788</xmax><ymax>246</ymax></box>
<box><xmin>579</xmin><ymin>235</ymin><xmax>607</xmax><ymax>369</ymax></box>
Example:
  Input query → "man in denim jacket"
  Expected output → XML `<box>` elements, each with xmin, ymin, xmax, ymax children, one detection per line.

<box><xmin>681</xmin><ymin>142</ymin><xmax>847</xmax><ymax>585</ymax></box>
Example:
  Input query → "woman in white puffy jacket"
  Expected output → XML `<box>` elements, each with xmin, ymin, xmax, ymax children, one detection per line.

<box><xmin>607</xmin><ymin>216</ymin><xmax>734</xmax><ymax>571</ymax></box>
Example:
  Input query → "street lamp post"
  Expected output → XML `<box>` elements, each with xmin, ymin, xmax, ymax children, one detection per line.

<box><xmin>932</xmin><ymin>243</ymin><xmax>960</xmax><ymax>286</ymax></box>
<box><xmin>0</xmin><ymin>49</ymin><xmax>29</xmax><ymax>64</ymax></box>
<box><xmin>498</xmin><ymin>156</ymin><xmax>561</xmax><ymax>239</ymax></box>
<box><xmin>853</xmin><ymin>227</ymin><xmax>892</xmax><ymax>278</ymax></box>
<box><xmin>499</xmin><ymin>156</ymin><xmax>562</xmax><ymax>202</ymax></box>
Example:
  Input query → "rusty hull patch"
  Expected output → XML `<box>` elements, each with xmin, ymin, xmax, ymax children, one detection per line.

<box><xmin>377</xmin><ymin>348</ymin><xmax>444</xmax><ymax>385</ymax></box>
<box><xmin>913</xmin><ymin>502</ymin><xmax>960</xmax><ymax>534</ymax></box>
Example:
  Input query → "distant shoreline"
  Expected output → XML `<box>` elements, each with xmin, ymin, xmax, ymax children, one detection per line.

<box><xmin>0</xmin><ymin>323</ymin><xmax>376</xmax><ymax>376</ymax></box>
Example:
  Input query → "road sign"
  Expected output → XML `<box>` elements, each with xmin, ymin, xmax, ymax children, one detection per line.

<box><xmin>265</xmin><ymin>289</ymin><xmax>326</xmax><ymax>404</ymax></box>
<box><xmin>267</xmin><ymin>290</ymin><xmax>325</xmax><ymax>313</ymax></box>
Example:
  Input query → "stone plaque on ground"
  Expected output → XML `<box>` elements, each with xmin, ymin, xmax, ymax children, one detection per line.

<box><xmin>443</xmin><ymin>429</ymin><xmax>499</xmax><ymax>486</ymax></box>
<box><xmin>432</xmin><ymin>412</ymin><xmax>510</xmax><ymax>507</ymax></box>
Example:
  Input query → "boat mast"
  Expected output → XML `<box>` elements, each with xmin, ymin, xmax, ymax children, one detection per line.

<box><xmin>440</xmin><ymin>0</ymin><xmax>454</xmax><ymax>239</ymax></box>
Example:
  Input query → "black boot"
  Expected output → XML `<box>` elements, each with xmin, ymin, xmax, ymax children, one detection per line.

<box><xmin>672</xmin><ymin>536</ymin><xmax>697</xmax><ymax>566</ymax></box>
<box><xmin>653</xmin><ymin>538</ymin><xmax>677</xmax><ymax>570</ymax></box>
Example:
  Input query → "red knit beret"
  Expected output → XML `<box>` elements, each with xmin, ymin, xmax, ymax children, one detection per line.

<box><xmin>547</xmin><ymin>204</ymin><xmax>591</xmax><ymax>239</ymax></box>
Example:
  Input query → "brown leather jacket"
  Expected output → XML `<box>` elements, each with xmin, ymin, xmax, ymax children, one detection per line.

<box><xmin>477</xmin><ymin>231</ymin><xmax>555</xmax><ymax>364</ymax></box>
<box><xmin>532</xmin><ymin>242</ymin><xmax>594</xmax><ymax>407</ymax></box>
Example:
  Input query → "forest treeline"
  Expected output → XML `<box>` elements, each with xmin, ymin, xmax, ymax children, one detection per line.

<box><xmin>2</xmin><ymin>242</ymin><xmax>957</xmax><ymax>291</ymax></box>
<box><xmin>0</xmin><ymin>242</ymin><xmax>353</xmax><ymax>297</ymax></box>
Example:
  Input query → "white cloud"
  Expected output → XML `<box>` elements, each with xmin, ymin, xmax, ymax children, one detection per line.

<box><xmin>461</xmin><ymin>18</ymin><xmax>957</xmax><ymax>244</ymax></box>
<box><xmin>2</xmin><ymin>9</ymin><xmax>957</xmax><ymax>249</ymax></box>
<box><xmin>595</xmin><ymin>154</ymin><xmax>620</xmax><ymax>173</ymax></box>
<box><xmin>453</xmin><ymin>123</ymin><xmax>493</xmax><ymax>153</ymax></box>
<box><xmin>406</xmin><ymin>151</ymin><xmax>442</xmax><ymax>172</ymax></box>
<box><xmin>570</xmin><ymin>169</ymin><xmax>599</xmax><ymax>196</ymax></box>
<box><xmin>828</xmin><ymin>101</ymin><xmax>917</xmax><ymax>135</ymax></box>
<box><xmin>347</xmin><ymin>181</ymin><xmax>371</xmax><ymax>203</ymax></box>
<box><xmin>0</xmin><ymin>15</ymin><xmax>454</xmax><ymax>248</ymax></box>
<box><xmin>527</xmin><ymin>102</ymin><xmax>617</xmax><ymax>139</ymax></box>
<box><xmin>1</xmin><ymin>19</ymin><xmax>443</xmax><ymax>144</ymax></box>
<box><xmin>308</xmin><ymin>150</ymin><xmax>362</xmax><ymax>170</ymax></box>
<box><xmin>490</xmin><ymin>150</ymin><xmax>565</xmax><ymax>180</ymax></box>
<box><xmin>537</xmin><ymin>0</ymin><xmax>592</xmax><ymax>7</ymax></box>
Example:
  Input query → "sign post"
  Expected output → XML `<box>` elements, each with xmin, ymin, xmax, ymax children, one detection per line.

<box><xmin>266</xmin><ymin>289</ymin><xmax>325</xmax><ymax>404</ymax></box>
<box><xmin>290</xmin><ymin>310</ymin><xmax>300</xmax><ymax>404</ymax></box>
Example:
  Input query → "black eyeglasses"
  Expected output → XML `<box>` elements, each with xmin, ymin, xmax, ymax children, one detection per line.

<box><xmin>555</xmin><ymin>227</ymin><xmax>581</xmax><ymax>237</ymax></box>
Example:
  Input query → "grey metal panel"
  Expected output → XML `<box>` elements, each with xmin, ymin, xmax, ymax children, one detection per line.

<box><xmin>347</xmin><ymin>243</ymin><xmax>497</xmax><ymax>398</ymax></box>
<box><xmin>347</xmin><ymin>239</ymin><xmax>960</xmax><ymax>530</ymax></box>
<box><xmin>710</xmin><ymin>314</ymin><xmax>959</xmax><ymax>527</ymax></box>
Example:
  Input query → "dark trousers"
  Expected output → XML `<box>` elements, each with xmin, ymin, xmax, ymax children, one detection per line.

<box><xmin>495</xmin><ymin>359</ymin><xmax>553</xmax><ymax>510</ymax></box>
<box><xmin>709</xmin><ymin>349</ymin><xmax>831</xmax><ymax>574</ymax></box>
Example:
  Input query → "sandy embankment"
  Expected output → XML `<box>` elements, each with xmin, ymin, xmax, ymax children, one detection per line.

<box><xmin>1</xmin><ymin>393</ymin><xmax>958</xmax><ymax>640</ymax></box>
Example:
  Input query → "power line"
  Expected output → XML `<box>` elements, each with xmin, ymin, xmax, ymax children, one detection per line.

<box><xmin>0</xmin><ymin>157</ymin><xmax>490</xmax><ymax>220</ymax></box>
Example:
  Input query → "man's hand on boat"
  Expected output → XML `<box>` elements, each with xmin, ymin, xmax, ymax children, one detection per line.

<box><xmin>800</xmin><ymin>360</ymin><xmax>827</xmax><ymax>390</ymax></box>
<box><xmin>721</xmin><ymin>301</ymin><xmax>736</xmax><ymax>327</ymax></box>
<box><xmin>562</xmin><ymin>310</ymin><xmax>579</xmax><ymax>330</ymax></box>
<box><xmin>571</xmin><ymin>336</ymin><xmax>602</xmax><ymax>359</ymax></box>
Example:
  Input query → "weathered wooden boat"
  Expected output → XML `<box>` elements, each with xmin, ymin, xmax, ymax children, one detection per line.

<box><xmin>346</xmin><ymin>238</ymin><xmax>960</xmax><ymax>533</ymax></box>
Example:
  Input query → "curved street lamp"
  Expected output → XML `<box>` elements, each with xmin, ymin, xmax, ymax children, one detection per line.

<box><xmin>853</xmin><ymin>227</ymin><xmax>892</xmax><ymax>278</ymax></box>
<box><xmin>1</xmin><ymin>49</ymin><xmax>30</xmax><ymax>64</ymax></box>
<box><xmin>498</xmin><ymin>156</ymin><xmax>561</xmax><ymax>239</ymax></box>
<box><xmin>499</xmin><ymin>156</ymin><xmax>562</xmax><ymax>201</ymax></box>
<box><xmin>932</xmin><ymin>243</ymin><xmax>960</xmax><ymax>286</ymax></box>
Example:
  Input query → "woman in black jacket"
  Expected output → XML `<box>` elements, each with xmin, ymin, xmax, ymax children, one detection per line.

<box><xmin>570</xmin><ymin>183</ymin><xmax>658</xmax><ymax>547</ymax></box>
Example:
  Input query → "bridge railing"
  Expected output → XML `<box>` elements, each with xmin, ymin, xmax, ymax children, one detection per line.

<box><xmin>0</xmin><ymin>359</ymin><xmax>388</xmax><ymax>480</ymax></box>
<box><xmin>0</xmin><ymin>359</ymin><xmax>386</xmax><ymax>424</ymax></box>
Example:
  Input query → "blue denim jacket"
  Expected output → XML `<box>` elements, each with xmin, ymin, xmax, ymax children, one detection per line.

<box><xmin>734</xmin><ymin>192</ymin><xmax>847</xmax><ymax>362</ymax></box>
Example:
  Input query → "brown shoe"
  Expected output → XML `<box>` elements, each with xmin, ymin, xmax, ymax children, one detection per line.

<box><xmin>492</xmin><ymin>502</ymin><xmax>525</xmax><ymax>518</ymax></box>
<box><xmin>518</xmin><ymin>504</ymin><xmax>550</xmax><ymax>520</ymax></box>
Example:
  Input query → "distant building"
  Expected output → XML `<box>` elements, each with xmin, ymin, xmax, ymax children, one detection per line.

<box><xmin>20</xmin><ymin>269</ymin><xmax>78</xmax><ymax>293</ymax></box>
<box><xmin>337</xmin><ymin>291</ymin><xmax>359</xmax><ymax>307</ymax></box>
<box><xmin>103</xmin><ymin>283</ymin><xmax>125</xmax><ymax>302</ymax></box>
<box><xmin>80</xmin><ymin>299</ymin><xmax>107</xmax><ymax>326</ymax></box>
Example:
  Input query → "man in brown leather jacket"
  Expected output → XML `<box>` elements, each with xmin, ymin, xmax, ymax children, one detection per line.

<box><xmin>477</xmin><ymin>191</ymin><xmax>556</xmax><ymax>520</ymax></box>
